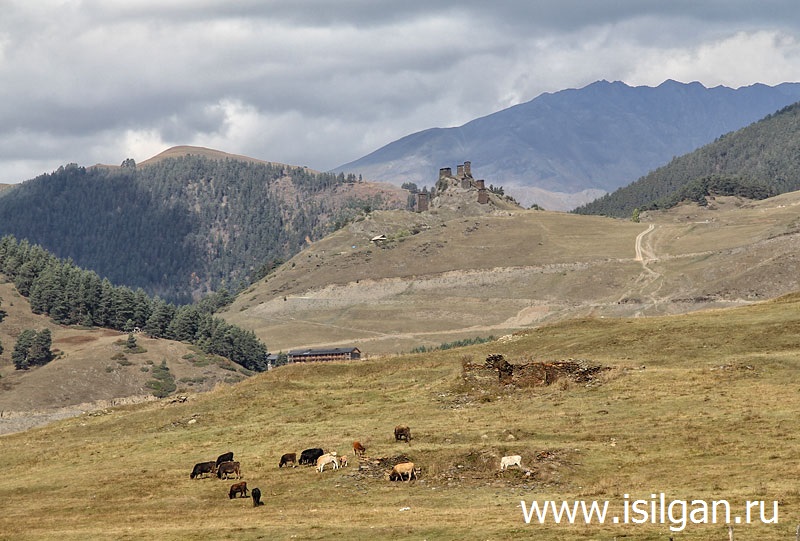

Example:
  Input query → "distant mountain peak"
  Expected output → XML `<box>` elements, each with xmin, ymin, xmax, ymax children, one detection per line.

<box><xmin>332</xmin><ymin>79</ymin><xmax>800</xmax><ymax>211</ymax></box>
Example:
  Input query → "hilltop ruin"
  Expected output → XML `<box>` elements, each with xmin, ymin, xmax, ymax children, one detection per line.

<box><xmin>416</xmin><ymin>161</ymin><xmax>519</xmax><ymax>213</ymax></box>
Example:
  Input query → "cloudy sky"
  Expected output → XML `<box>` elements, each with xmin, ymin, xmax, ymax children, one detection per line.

<box><xmin>2</xmin><ymin>1</ymin><xmax>799</xmax><ymax>183</ymax></box>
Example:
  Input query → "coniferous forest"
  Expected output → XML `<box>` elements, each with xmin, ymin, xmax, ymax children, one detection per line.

<box><xmin>575</xmin><ymin>101</ymin><xmax>800</xmax><ymax>218</ymax></box>
<box><xmin>0</xmin><ymin>154</ymin><xmax>405</xmax><ymax>303</ymax></box>
<box><xmin>0</xmin><ymin>235</ymin><xmax>268</xmax><ymax>371</ymax></box>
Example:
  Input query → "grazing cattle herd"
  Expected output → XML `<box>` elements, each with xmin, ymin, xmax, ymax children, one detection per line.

<box><xmin>189</xmin><ymin>425</ymin><xmax>530</xmax><ymax>507</ymax></box>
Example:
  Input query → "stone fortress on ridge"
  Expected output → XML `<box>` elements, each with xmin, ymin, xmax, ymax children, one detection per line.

<box><xmin>415</xmin><ymin>160</ymin><xmax>520</xmax><ymax>213</ymax></box>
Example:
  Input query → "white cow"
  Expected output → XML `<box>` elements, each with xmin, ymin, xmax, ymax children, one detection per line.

<box><xmin>316</xmin><ymin>452</ymin><xmax>339</xmax><ymax>472</ymax></box>
<box><xmin>500</xmin><ymin>455</ymin><xmax>523</xmax><ymax>471</ymax></box>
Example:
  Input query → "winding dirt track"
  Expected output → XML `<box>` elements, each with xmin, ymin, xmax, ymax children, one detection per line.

<box><xmin>635</xmin><ymin>223</ymin><xmax>655</xmax><ymax>262</ymax></box>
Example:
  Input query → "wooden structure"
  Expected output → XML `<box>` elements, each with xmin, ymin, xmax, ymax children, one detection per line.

<box><xmin>287</xmin><ymin>347</ymin><xmax>362</xmax><ymax>363</ymax></box>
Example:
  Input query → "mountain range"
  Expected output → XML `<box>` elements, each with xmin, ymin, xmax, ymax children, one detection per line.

<box><xmin>333</xmin><ymin>80</ymin><xmax>800</xmax><ymax>210</ymax></box>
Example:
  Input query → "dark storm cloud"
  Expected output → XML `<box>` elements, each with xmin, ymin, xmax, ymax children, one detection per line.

<box><xmin>0</xmin><ymin>1</ymin><xmax>798</xmax><ymax>182</ymax></box>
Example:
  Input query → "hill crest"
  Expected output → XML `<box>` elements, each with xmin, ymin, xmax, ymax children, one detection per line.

<box><xmin>223</xmin><ymin>189</ymin><xmax>800</xmax><ymax>355</ymax></box>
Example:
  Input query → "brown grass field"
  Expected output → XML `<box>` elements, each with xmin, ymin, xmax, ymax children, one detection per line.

<box><xmin>2</xmin><ymin>291</ymin><xmax>800</xmax><ymax>540</ymax></box>
<box><xmin>223</xmin><ymin>192</ymin><xmax>800</xmax><ymax>356</ymax></box>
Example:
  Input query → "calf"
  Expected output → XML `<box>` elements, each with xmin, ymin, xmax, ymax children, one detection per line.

<box><xmin>299</xmin><ymin>448</ymin><xmax>325</xmax><ymax>466</ymax></box>
<box><xmin>394</xmin><ymin>425</ymin><xmax>411</xmax><ymax>442</ymax></box>
<box><xmin>352</xmin><ymin>441</ymin><xmax>366</xmax><ymax>457</ymax></box>
<box><xmin>500</xmin><ymin>455</ymin><xmax>522</xmax><ymax>471</ymax></box>
<box><xmin>190</xmin><ymin>461</ymin><xmax>216</xmax><ymax>479</ymax></box>
<box><xmin>279</xmin><ymin>452</ymin><xmax>297</xmax><ymax>468</ymax></box>
<box><xmin>251</xmin><ymin>487</ymin><xmax>264</xmax><ymax>507</ymax></box>
<box><xmin>389</xmin><ymin>461</ymin><xmax>417</xmax><ymax>482</ymax></box>
<box><xmin>217</xmin><ymin>460</ymin><xmax>241</xmax><ymax>480</ymax></box>
<box><xmin>338</xmin><ymin>455</ymin><xmax>348</xmax><ymax>468</ymax></box>
<box><xmin>229</xmin><ymin>481</ymin><xmax>248</xmax><ymax>499</ymax></box>
<box><xmin>316</xmin><ymin>452</ymin><xmax>339</xmax><ymax>473</ymax></box>
<box><xmin>216</xmin><ymin>451</ymin><xmax>234</xmax><ymax>466</ymax></box>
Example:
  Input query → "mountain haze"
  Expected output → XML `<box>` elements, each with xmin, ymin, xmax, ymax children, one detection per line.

<box><xmin>333</xmin><ymin>80</ymin><xmax>800</xmax><ymax>210</ymax></box>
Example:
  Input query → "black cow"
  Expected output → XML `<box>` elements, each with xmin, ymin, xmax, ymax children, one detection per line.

<box><xmin>394</xmin><ymin>425</ymin><xmax>411</xmax><ymax>442</ymax></box>
<box><xmin>229</xmin><ymin>481</ymin><xmax>248</xmax><ymax>499</ymax></box>
<box><xmin>190</xmin><ymin>461</ymin><xmax>216</xmax><ymax>479</ymax></box>
<box><xmin>252</xmin><ymin>487</ymin><xmax>264</xmax><ymax>507</ymax></box>
<box><xmin>216</xmin><ymin>451</ymin><xmax>234</xmax><ymax>466</ymax></box>
<box><xmin>217</xmin><ymin>460</ymin><xmax>241</xmax><ymax>479</ymax></box>
<box><xmin>279</xmin><ymin>452</ymin><xmax>297</xmax><ymax>468</ymax></box>
<box><xmin>299</xmin><ymin>448</ymin><xmax>324</xmax><ymax>466</ymax></box>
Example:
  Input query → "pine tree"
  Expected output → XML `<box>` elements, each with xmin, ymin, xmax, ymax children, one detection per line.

<box><xmin>12</xmin><ymin>329</ymin><xmax>36</xmax><ymax>370</ymax></box>
<box><xmin>28</xmin><ymin>329</ymin><xmax>53</xmax><ymax>366</ymax></box>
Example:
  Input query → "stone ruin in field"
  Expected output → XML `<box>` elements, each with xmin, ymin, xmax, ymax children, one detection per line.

<box><xmin>462</xmin><ymin>353</ymin><xmax>611</xmax><ymax>388</ymax></box>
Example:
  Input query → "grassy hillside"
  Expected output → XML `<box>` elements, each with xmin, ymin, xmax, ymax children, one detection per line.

<box><xmin>223</xmin><ymin>191</ymin><xmax>800</xmax><ymax>355</ymax></box>
<box><xmin>0</xmin><ymin>279</ymin><xmax>253</xmax><ymax>431</ymax></box>
<box><xmin>576</xmin><ymin>101</ymin><xmax>800</xmax><ymax>218</ymax></box>
<box><xmin>1</xmin><ymin>294</ymin><xmax>799</xmax><ymax>539</ymax></box>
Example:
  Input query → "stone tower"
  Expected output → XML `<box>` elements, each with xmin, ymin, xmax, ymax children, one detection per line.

<box><xmin>416</xmin><ymin>192</ymin><xmax>429</xmax><ymax>212</ymax></box>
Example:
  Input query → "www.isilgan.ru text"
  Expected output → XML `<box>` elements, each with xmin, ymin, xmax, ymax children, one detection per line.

<box><xmin>521</xmin><ymin>493</ymin><xmax>778</xmax><ymax>532</ymax></box>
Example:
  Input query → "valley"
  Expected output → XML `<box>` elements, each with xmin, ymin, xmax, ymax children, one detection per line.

<box><xmin>0</xmin><ymin>185</ymin><xmax>799</xmax><ymax>539</ymax></box>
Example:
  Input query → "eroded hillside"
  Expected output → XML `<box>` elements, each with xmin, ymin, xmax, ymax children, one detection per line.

<box><xmin>223</xmin><ymin>191</ymin><xmax>800</xmax><ymax>355</ymax></box>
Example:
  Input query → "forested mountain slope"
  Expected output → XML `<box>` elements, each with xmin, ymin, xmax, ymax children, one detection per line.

<box><xmin>0</xmin><ymin>148</ymin><xmax>409</xmax><ymax>302</ymax></box>
<box><xmin>575</xmin><ymin>102</ymin><xmax>800</xmax><ymax>218</ymax></box>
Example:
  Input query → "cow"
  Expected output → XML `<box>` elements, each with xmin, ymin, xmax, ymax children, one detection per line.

<box><xmin>229</xmin><ymin>481</ymin><xmax>248</xmax><ymax>499</ymax></box>
<box><xmin>217</xmin><ymin>460</ymin><xmax>241</xmax><ymax>480</ymax></box>
<box><xmin>190</xmin><ymin>461</ymin><xmax>216</xmax><ymax>479</ymax></box>
<box><xmin>251</xmin><ymin>487</ymin><xmax>264</xmax><ymax>507</ymax></box>
<box><xmin>352</xmin><ymin>441</ymin><xmax>366</xmax><ymax>457</ymax></box>
<box><xmin>338</xmin><ymin>455</ymin><xmax>348</xmax><ymax>468</ymax></box>
<box><xmin>316</xmin><ymin>452</ymin><xmax>339</xmax><ymax>472</ymax></box>
<box><xmin>500</xmin><ymin>455</ymin><xmax>523</xmax><ymax>471</ymax></box>
<box><xmin>299</xmin><ymin>448</ymin><xmax>325</xmax><ymax>466</ymax></box>
<box><xmin>389</xmin><ymin>462</ymin><xmax>417</xmax><ymax>482</ymax></box>
<box><xmin>216</xmin><ymin>451</ymin><xmax>234</xmax><ymax>466</ymax></box>
<box><xmin>279</xmin><ymin>452</ymin><xmax>297</xmax><ymax>468</ymax></box>
<box><xmin>394</xmin><ymin>425</ymin><xmax>411</xmax><ymax>442</ymax></box>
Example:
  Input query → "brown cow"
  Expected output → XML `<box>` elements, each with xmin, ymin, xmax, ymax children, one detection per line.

<box><xmin>229</xmin><ymin>481</ymin><xmax>248</xmax><ymax>499</ymax></box>
<box><xmin>389</xmin><ymin>461</ymin><xmax>417</xmax><ymax>482</ymax></box>
<box><xmin>394</xmin><ymin>425</ymin><xmax>411</xmax><ymax>442</ymax></box>
<box><xmin>279</xmin><ymin>452</ymin><xmax>297</xmax><ymax>468</ymax></box>
<box><xmin>217</xmin><ymin>460</ymin><xmax>241</xmax><ymax>480</ymax></box>
<box><xmin>352</xmin><ymin>441</ymin><xmax>366</xmax><ymax>457</ymax></box>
